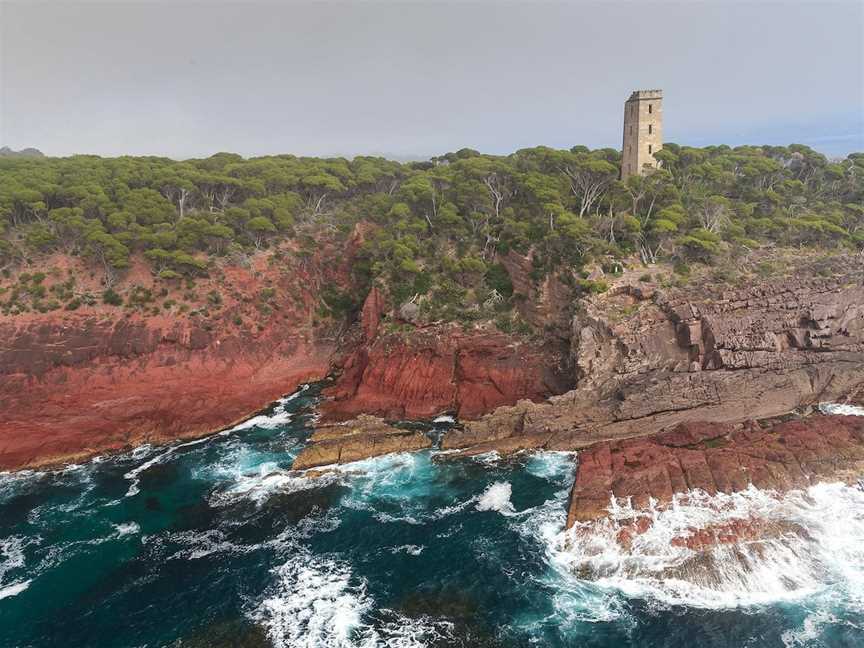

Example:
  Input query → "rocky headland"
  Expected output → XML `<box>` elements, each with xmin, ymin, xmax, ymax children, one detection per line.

<box><xmin>3</xmin><ymin>247</ymin><xmax>864</xmax><ymax>545</ymax></box>
<box><xmin>442</xmin><ymin>264</ymin><xmax>864</xmax><ymax>458</ymax></box>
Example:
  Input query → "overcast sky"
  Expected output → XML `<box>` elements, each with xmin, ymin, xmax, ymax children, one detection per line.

<box><xmin>1</xmin><ymin>1</ymin><xmax>862</xmax><ymax>159</ymax></box>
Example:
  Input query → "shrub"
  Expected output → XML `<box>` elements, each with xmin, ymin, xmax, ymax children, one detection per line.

<box><xmin>673</xmin><ymin>261</ymin><xmax>691</xmax><ymax>277</ymax></box>
<box><xmin>485</xmin><ymin>263</ymin><xmax>514</xmax><ymax>298</ymax></box>
<box><xmin>575</xmin><ymin>279</ymin><xmax>608</xmax><ymax>295</ymax></box>
<box><xmin>103</xmin><ymin>288</ymin><xmax>123</xmax><ymax>306</ymax></box>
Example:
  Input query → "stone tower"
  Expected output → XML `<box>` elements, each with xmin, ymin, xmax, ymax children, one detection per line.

<box><xmin>621</xmin><ymin>89</ymin><xmax>663</xmax><ymax>180</ymax></box>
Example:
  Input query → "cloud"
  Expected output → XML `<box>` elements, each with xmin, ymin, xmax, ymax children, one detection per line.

<box><xmin>1</xmin><ymin>1</ymin><xmax>861</xmax><ymax>158</ymax></box>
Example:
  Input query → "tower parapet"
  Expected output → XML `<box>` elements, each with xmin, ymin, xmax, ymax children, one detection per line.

<box><xmin>621</xmin><ymin>89</ymin><xmax>663</xmax><ymax>180</ymax></box>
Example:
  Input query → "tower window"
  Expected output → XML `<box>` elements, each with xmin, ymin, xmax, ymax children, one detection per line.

<box><xmin>648</xmin><ymin>104</ymin><xmax>653</xmax><ymax>114</ymax></box>
<box><xmin>648</xmin><ymin>145</ymin><xmax>653</xmax><ymax>154</ymax></box>
<box><xmin>648</xmin><ymin>124</ymin><xmax>652</xmax><ymax>134</ymax></box>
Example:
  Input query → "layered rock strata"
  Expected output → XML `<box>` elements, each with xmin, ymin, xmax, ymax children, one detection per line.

<box><xmin>443</xmin><ymin>272</ymin><xmax>864</xmax><ymax>457</ymax></box>
<box><xmin>566</xmin><ymin>415</ymin><xmax>864</xmax><ymax>527</ymax></box>
<box><xmin>0</xmin><ymin>312</ymin><xmax>335</xmax><ymax>471</ymax></box>
<box><xmin>319</xmin><ymin>287</ymin><xmax>573</xmax><ymax>421</ymax></box>
<box><xmin>291</xmin><ymin>415</ymin><xmax>432</xmax><ymax>470</ymax></box>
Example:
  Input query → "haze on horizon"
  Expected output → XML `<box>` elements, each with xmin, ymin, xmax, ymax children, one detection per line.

<box><xmin>1</xmin><ymin>0</ymin><xmax>862</xmax><ymax>160</ymax></box>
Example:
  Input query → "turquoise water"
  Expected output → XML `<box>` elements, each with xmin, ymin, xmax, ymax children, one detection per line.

<box><xmin>1</xmin><ymin>384</ymin><xmax>863</xmax><ymax>647</ymax></box>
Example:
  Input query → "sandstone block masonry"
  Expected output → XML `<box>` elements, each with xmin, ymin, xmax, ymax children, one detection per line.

<box><xmin>621</xmin><ymin>89</ymin><xmax>663</xmax><ymax>180</ymax></box>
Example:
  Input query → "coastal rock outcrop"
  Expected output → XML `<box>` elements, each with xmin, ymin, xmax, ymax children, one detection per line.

<box><xmin>443</xmin><ymin>266</ymin><xmax>864</xmax><ymax>457</ymax></box>
<box><xmin>291</xmin><ymin>414</ymin><xmax>432</xmax><ymax>470</ymax></box>
<box><xmin>565</xmin><ymin>414</ymin><xmax>864</xmax><ymax>527</ymax></box>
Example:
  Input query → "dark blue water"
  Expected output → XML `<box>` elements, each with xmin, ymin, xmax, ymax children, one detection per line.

<box><xmin>1</xmin><ymin>384</ymin><xmax>862</xmax><ymax>647</ymax></box>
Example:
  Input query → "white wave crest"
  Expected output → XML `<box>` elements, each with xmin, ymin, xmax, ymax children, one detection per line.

<box><xmin>112</xmin><ymin>522</ymin><xmax>140</xmax><ymax>537</ymax></box>
<box><xmin>226</xmin><ymin>386</ymin><xmax>308</xmax><ymax>434</ymax></box>
<box><xmin>524</xmin><ymin>451</ymin><xmax>577</xmax><ymax>484</ymax></box>
<box><xmin>227</xmin><ymin>408</ymin><xmax>292</xmax><ymax>433</ymax></box>
<box><xmin>468</xmin><ymin>451</ymin><xmax>502</xmax><ymax>466</ymax></box>
<box><xmin>253</xmin><ymin>549</ymin><xmax>450</xmax><ymax>648</ymax></box>
<box><xmin>209</xmin><ymin>460</ymin><xmax>336</xmax><ymax>507</ymax></box>
<box><xmin>0</xmin><ymin>535</ymin><xmax>41</xmax><ymax>604</ymax></box>
<box><xmin>123</xmin><ymin>447</ymin><xmax>175</xmax><ymax>497</ymax></box>
<box><xmin>156</xmin><ymin>529</ymin><xmax>259</xmax><ymax>561</ymax></box>
<box><xmin>475</xmin><ymin>482</ymin><xmax>516</xmax><ymax>516</ymax></box>
<box><xmin>0</xmin><ymin>470</ymin><xmax>44</xmax><ymax>503</ymax></box>
<box><xmin>254</xmin><ymin>551</ymin><xmax>374</xmax><ymax>648</ymax></box>
<box><xmin>819</xmin><ymin>402</ymin><xmax>864</xmax><ymax>417</ymax></box>
<box><xmin>123</xmin><ymin>386</ymin><xmax>311</xmax><ymax>497</ymax></box>
<box><xmin>390</xmin><ymin>544</ymin><xmax>424</xmax><ymax>556</ymax></box>
<box><xmin>0</xmin><ymin>579</ymin><xmax>31</xmax><ymax>600</ymax></box>
<box><xmin>781</xmin><ymin>608</ymin><xmax>839</xmax><ymax>648</ymax></box>
<box><xmin>0</xmin><ymin>535</ymin><xmax>33</xmax><ymax>585</ymax></box>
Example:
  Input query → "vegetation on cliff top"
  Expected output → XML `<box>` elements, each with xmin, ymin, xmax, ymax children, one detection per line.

<box><xmin>1</xmin><ymin>144</ymin><xmax>862</xmax><ymax>324</ymax></box>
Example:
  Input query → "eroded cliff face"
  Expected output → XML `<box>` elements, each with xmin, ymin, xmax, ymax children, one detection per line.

<box><xmin>0</xmin><ymin>261</ymin><xmax>339</xmax><ymax>471</ymax></box>
<box><xmin>0</xmin><ymin>247</ymin><xmax>574</xmax><ymax>470</ymax></box>
<box><xmin>4</xmin><ymin>245</ymin><xmax>863</xmax><ymax>482</ymax></box>
<box><xmin>318</xmin><ymin>286</ymin><xmax>574</xmax><ymax>422</ymax></box>
<box><xmin>443</xmin><ymin>267</ymin><xmax>864</xmax><ymax>456</ymax></box>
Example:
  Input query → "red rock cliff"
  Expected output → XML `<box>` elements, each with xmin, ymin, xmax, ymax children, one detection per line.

<box><xmin>319</xmin><ymin>287</ymin><xmax>574</xmax><ymax>421</ymax></box>
<box><xmin>0</xmin><ymin>250</ymin><xmax>342</xmax><ymax>470</ymax></box>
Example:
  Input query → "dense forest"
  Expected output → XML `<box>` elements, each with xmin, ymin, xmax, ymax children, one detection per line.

<box><xmin>1</xmin><ymin>144</ymin><xmax>862</xmax><ymax>324</ymax></box>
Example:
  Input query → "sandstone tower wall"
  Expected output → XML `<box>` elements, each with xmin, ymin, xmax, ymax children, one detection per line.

<box><xmin>621</xmin><ymin>89</ymin><xmax>663</xmax><ymax>180</ymax></box>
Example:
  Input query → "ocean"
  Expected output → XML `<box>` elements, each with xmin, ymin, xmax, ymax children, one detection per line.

<box><xmin>1</xmin><ymin>383</ymin><xmax>862</xmax><ymax>647</ymax></box>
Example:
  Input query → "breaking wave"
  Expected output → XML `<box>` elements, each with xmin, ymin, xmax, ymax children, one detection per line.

<box><xmin>225</xmin><ymin>389</ymin><xmax>304</xmax><ymax>433</ymax></box>
<box><xmin>540</xmin><ymin>482</ymin><xmax>864</xmax><ymax>610</ymax></box>
<box><xmin>122</xmin><ymin>386</ymin><xmax>312</xmax><ymax>498</ymax></box>
<box><xmin>819</xmin><ymin>402</ymin><xmax>864</xmax><ymax>417</ymax></box>
<box><xmin>208</xmin><ymin>459</ymin><xmax>336</xmax><ymax>507</ymax></box>
<box><xmin>0</xmin><ymin>535</ymin><xmax>42</xmax><ymax>603</ymax></box>
<box><xmin>0</xmin><ymin>580</ymin><xmax>30</xmax><ymax>601</ymax></box>
<box><xmin>475</xmin><ymin>482</ymin><xmax>516</xmax><ymax>516</ymax></box>
<box><xmin>252</xmin><ymin>549</ymin><xmax>453</xmax><ymax>648</ymax></box>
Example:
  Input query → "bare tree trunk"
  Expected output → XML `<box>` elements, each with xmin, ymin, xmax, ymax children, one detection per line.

<box><xmin>178</xmin><ymin>188</ymin><xmax>189</xmax><ymax>219</ymax></box>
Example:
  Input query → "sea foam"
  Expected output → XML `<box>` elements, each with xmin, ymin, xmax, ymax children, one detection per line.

<box><xmin>254</xmin><ymin>551</ymin><xmax>374</xmax><ymax>648</ymax></box>
<box><xmin>819</xmin><ymin>402</ymin><xmax>864</xmax><ymax>417</ymax></box>
<box><xmin>0</xmin><ymin>580</ymin><xmax>31</xmax><ymax>600</ymax></box>
<box><xmin>253</xmin><ymin>548</ymin><xmax>452</xmax><ymax>648</ymax></box>
<box><xmin>475</xmin><ymin>482</ymin><xmax>516</xmax><ymax>516</ymax></box>
<box><xmin>543</xmin><ymin>482</ymin><xmax>864</xmax><ymax>610</ymax></box>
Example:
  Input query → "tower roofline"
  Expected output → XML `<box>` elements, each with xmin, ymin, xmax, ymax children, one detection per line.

<box><xmin>627</xmin><ymin>89</ymin><xmax>663</xmax><ymax>102</ymax></box>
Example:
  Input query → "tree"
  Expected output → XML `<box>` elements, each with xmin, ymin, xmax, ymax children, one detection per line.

<box><xmin>560</xmin><ymin>153</ymin><xmax>617</xmax><ymax>217</ymax></box>
<box><xmin>87</xmin><ymin>230</ymin><xmax>130</xmax><ymax>284</ymax></box>
<box><xmin>698</xmin><ymin>195</ymin><xmax>732</xmax><ymax>233</ymax></box>
<box><xmin>123</xmin><ymin>188</ymin><xmax>176</xmax><ymax>226</ymax></box>
<box><xmin>156</xmin><ymin>169</ymin><xmax>197</xmax><ymax>219</ymax></box>
<box><xmin>246</xmin><ymin>216</ymin><xmax>276</xmax><ymax>249</ymax></box>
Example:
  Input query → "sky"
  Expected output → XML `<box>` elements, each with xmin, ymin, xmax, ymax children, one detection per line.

<box><xmin>1</xmin><ymin>0</ymin><xmax>862</xmax><ymax>160</ymax></box>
